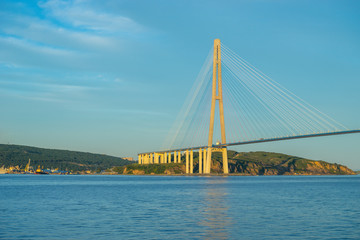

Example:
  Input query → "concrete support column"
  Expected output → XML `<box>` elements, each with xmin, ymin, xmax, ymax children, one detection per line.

<box><xmin>164</xmin><ymin>152</ymin><xmax>167</xmax><ymax>163</ymax></box>
<box><xmin>178</xmin><ymin>151</ymin><xmax>181</xmax><ymax>163</ymax></box>
<box><xmin>168</xmin><ymin>153</ymin><xmax>171</xmax><ymax>163</ymax></box>
<box><xmin>206</xmin><ymin>147</ymin><xmax>212</xmax><ymax>173</ymax></box>
<box><xmin>190</xmin><ymin>150</ymin><xmax>193</xmax><ymax>174</ymax></box>
<box><xmin>161</xmin><ymin>154</ymin><xmax>164</xmax><ymax>164</ymax></box>
<box><xmin>174</xmin><ymin>151</ymin><xmax>177</xmax><ymax>163</ymax></box>
<box><xmin>222</xmin><ymin>148</ymin><xmax>229</xmax><ymax>174</ymax></box>
<box><xmin>150</xmin><ymin>153</ymin><xmax>153</xmax><ymax>164</ymax></box>
<box><xmin>204</xmin><ymin>149</ymin><xmax>207</xmax><ymax>173</ymax></box>
<box><xmin>138</xmin><ymin>155</ymin><xmax>142</xmax><ymax>164</ymax></box>
<box><xmin>199</xmin><ymin>149</ymin><xmax>202</xmax><ymax>174</ymax></box>
<box><xmin>186</xmin><ymin>150</ymin><xmax>189</xmax><ymax>174</ymax></box>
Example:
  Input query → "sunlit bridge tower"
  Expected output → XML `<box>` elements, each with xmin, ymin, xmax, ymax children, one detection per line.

<box><xmin>205</xmin><ymin>39</ymin><xmax>229</xmax><ymax>174</ymax></box>
<box><xmin>137</xmin><ymin>39</ymin><xmax>230</xmax><ymax>174</ymax></box>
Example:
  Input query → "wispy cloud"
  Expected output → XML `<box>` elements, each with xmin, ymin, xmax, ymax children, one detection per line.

<box><xmin>0</xmin><ymin>35</ymin><xmax>74</xmax><ymax>56</ymax></box>
<box><xmin>0</xmin><ymin>0</ymin><xmax>148</xmax><ymax>69</ymax></box>
<box><xmin>0</xmin><ymin>0</ymin><xmax>155</xmax><ymax>114</ymax></box>
<box><xmin>0</xmin><ymin>79</ymin><xmax>97</xmax><ymax>103</ymax></box>
<box><xmin>38</xmin><ymin>0</ymin><xmax>144</xmax><ymax>34</ymax></box>
<box><xmin>0</xmin><ymin>10</ymin><xmax>122</xmax><ymax>55</ymax></box>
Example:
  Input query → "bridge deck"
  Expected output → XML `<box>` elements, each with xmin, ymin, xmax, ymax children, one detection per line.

<box><xmin>140</xmin><ymin>129</ymin><xmax>360</xmax><ymax>154</ymax></box>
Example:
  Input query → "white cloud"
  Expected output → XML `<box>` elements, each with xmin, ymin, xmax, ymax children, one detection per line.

<box><xmin>0</xmin><ymin>35</ymin><xmax>73</xmax><ymax>56</ymax></box>
<box><xmin>0</xmin><ymin>0</ymin><xmax>150</xmax><ymax>72</ymax></box>
<box><xmin>38</xmin><ymin>0</ymin><xmax>143</xmax><ymax>34</ymax></box>
<box><xmin>0</xmin><ymin>79</ymin><xmax>98</xmax><ymax>103</ymax></box>
<box><xmin>0</xmin><ymin>12</ymin><xmax>118</xmax><ymax>52</ymax></box>
<box><xmin>0</xmin><ymin>0</ymin><xmax>149</xmax><ymax>107</ymax></box>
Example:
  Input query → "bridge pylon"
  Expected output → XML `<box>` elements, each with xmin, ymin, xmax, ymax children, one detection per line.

<box><xmin>205</xmin><ymin>39</ymin><xmax>229</xmax><ymax>174</ymax></box>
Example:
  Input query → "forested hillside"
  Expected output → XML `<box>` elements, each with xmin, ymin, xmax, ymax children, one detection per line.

<box><xmin>0</xmin><ymin>144</ymin><xmax>131</xmax><ymax>172</ymax></box>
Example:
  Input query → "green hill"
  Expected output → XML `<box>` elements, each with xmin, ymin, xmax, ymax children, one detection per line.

<box><xmin>0</xmin><ymin>144</ymin><xmax>131</xmax><ymax>172</ymax></box>
<box><xmin>223</xmin><ymin>151</ymin><xmax>354</xmax><ymax>175</ymax></box>
<box><xmin>114</xmin><ymin>150</ymin><xmax>355</xmax><ymax>175</ymax></box>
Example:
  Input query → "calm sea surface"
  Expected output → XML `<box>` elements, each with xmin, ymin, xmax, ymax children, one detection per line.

<box><xmin>0</xmin><ymin>175</ymin><xmax>359</xmax><ymax>240</ymax></box>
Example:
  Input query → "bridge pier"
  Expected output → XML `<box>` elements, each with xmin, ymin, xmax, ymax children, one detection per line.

<box><xmin>199</xmin><ymin>149</ymin><xmax>202</xmax><ymax>174</ymax></box>
<box><xmin>203</xmin><ymin>149</ymin><xmax>207</xmax><ymax>173</ymax></box>
<box><xmin>222</xmin><ymin>148</ymin><xmax>229</xmax><ymax>174</ymax></box>
<box><xmin>206</xmin><ymin>147</ymin><xmax>212</xmax><ymax>174</ymax></box>
<box><xmin>138</xmin><ymin>147</ymin><xmax>228</xmax><ymax>174</ymax></box>
<box><xmin>186</xmin><ymin>150</ymin><xmax>189</xmax><ymax>173</ymax></box>
<box><xmin>190</xmin><ymin>150</ymin><xmax>193</xmax><ymax>173</ymax></box>
<box><xmin>153</xmin><ymin>153</ymin><xmax>157</xmax><ymax>164</ymax></box>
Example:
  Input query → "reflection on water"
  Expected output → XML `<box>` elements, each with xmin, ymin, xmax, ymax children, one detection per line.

<box><xmin>201</xmin><ymin>177</ymin><xmax>232</xmax><ymax>240</ymax></box>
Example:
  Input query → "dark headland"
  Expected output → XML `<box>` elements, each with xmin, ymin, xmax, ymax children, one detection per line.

<box><xmin>0</xmin><ymin>144</ymin><xmax>355</xmax><ymax>175</ymax></box>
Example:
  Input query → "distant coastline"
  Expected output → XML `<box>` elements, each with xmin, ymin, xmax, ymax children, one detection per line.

<box><xmin>0</xmin><ymin>144</ymin><xmax>355</xmax><ymax>176</ymax></box>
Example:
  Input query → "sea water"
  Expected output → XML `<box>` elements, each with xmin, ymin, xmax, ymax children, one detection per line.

<box><xmin>0</xmin><ymin>175</ymin><xmax>359</xmax><ymax>239</ymax></box>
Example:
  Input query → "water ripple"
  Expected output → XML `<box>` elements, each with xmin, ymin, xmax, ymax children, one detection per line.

<box><xmin>0</xmin><ymin>175</ymin><xmax>359</xmax><ymax>239</ymax></box>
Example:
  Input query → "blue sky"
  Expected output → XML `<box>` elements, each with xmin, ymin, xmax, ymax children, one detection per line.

<box><xmin>1</xmin><ymin>0</ymin><xmax>359</xmax><ymax>168</ymax></box>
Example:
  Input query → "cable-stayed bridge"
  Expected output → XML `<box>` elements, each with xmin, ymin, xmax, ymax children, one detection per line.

<box><xmin>138</xmin><ymin>39</ymin><xmax>360</xmax><ymax>174</ymax></box>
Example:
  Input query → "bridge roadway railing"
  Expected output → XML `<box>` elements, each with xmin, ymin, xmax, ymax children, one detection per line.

<box><xmin>137</xmin><ymin>129</ymin><xmax>360</xmax><ymax>174</ymax></box>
